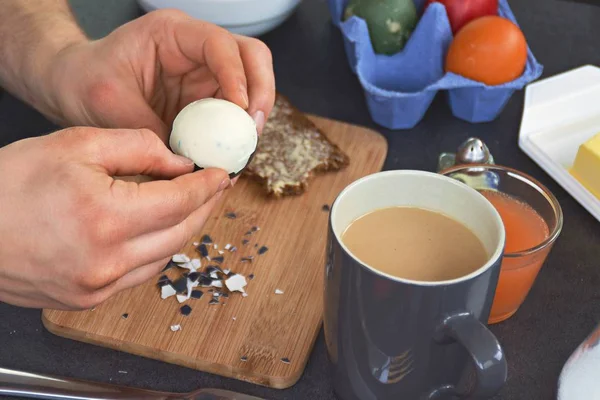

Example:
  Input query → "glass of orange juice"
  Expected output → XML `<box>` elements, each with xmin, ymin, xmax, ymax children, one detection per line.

<box><xmin>441</xmin><ymin>164</ymin><xmax>563</xmax><ymax>324</ymax></box>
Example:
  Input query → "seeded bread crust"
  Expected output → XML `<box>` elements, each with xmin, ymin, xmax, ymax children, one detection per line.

<box><xmin>243</xmin><ymin>94</ymin><xmax>349</xmax><ymax>197</ymax></box>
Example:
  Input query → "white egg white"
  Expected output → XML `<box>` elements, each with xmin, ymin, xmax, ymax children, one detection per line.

<box><xmin>169</xmin><ymin>98</ymin><xmax>258</xmax><ymax>175</ymax></box>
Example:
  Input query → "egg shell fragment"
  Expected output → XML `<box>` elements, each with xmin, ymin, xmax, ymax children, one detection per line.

<box><xmin>225</xmin><ymin>274</ymin><xmax>248</xmax><ymax>293</ymax></box>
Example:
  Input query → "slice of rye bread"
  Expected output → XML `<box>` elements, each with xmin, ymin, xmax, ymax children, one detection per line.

<box><xmin>243</xmin><ymin>94</ymin><xmax>349</xmax><ymax>197</ymax></box>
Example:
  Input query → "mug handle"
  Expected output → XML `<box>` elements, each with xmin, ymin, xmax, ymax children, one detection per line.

<box><xmin>432</xmin><ymin>312</ymin><xmax>507</xmax><ymax>399</ymax></box>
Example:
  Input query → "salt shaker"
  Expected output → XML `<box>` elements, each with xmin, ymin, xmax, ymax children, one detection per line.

<box><xmin>437</xmin><ymin>137</ymin><xmax>499</xmax><ymax>191</ymax></box>
<box><xmin>557</xmin><ymin>322</ymin><xmax>600</xmax><ymax>399</ymax></box>
<box><xmin>437</xmin><ymin>137</ymin><xmax>495</xmax><ymax>172</ymax></box>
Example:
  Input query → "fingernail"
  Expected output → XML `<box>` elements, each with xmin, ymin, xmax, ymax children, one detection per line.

<box><xmin>173</xmin><ymin>154</ymin><xmax>194</xmax><ymax>166</ymax></box>
<box><xmin>252</xmin><ymin>111</ymin><xmax>265</xmax><ymax>134</ymax></box>
<box><xmin>218</xmin><ymin>177</ymin><xmax>231</xmax><ymax>192</ymax></box>
<box><xmin>239</xmin><ymin>83</ymin><xmax>249</xmax><ymax>109</ymax></box>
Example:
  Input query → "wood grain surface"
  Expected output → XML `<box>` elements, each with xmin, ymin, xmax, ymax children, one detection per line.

<box><xmin>42</xmin><ymin>115</ymin><xmax>388</xmax><ymax>389</ymax></box>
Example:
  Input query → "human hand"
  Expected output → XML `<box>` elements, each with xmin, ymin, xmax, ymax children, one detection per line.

<box><xmin>43</xmin><ymin>10</ymin><xmax>275</xmax><ymax>142</ymax></box>
<box><xmin>0</xmin><ymin>127</ymin><xmax>229</xmax><ymax>310</ymax></box>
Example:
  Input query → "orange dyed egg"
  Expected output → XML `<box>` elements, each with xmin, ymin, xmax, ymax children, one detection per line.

<box><xmin>445</xmin><ymin>16</ymin><xmax>528</xmax><ymax>86</ymax></box>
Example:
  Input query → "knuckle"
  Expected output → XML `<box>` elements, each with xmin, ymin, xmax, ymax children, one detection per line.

<box><xmin>69</xmin><ymin>292</ymin><xmax>109</xmax><ymax>311</ymax></box>
<box><xmin>69</xmin><ymin>295</ymin><xmax>98</xmax><ymax>311</ymax></box>
<box><xmin>150</xmin><ymin>8</ymin><xmax>190</xmax><ymax>23</ymax></box>
<box><xmin>211</xmin><ymin>24</ymin><xmax>233</xmax><ymax>39</ymax></box>
<box><xmin>77</xmin><ymin>197</ymin><xmax>125</xmax><ymax>246</ymax></box>
<box><xmin>57</xmin><ymin>126</ymin><xmax>88</xmax><ymax>138</ymax></box>
<box><xmin>73</xmin><ymin>274</ymin><xmax>102</xmax><ymax>295</ymax></box>
<box><xmin>250</xmin><ymin>39</ymin><xmax>273</xmax><ymax>63</ymax></box>
<box><xmin>201</xmin><ymin>20</ymin><xmax>232</xmax><ymax>38</ymax></box>
<box><xmin>53</xmin><ymin>127</ymin><xmax>98</xmax><ymax>150</ymax></box>
<box><xmin>135</xmin><ymin>127</ymin><xmax>156</xmax><ymax>139</ymax></box>
<box><xmin>74</xmin><ymin>260</ymin><xmax>121</xmax><ymax>293</ymax></box>
<box><xmin>64</xmin><ymin>127</ymin><xmax>109</xmax><ymax>160</ymax></box>
<box><xmin>144</xmin><ymin>9</ymin><xmax>195</xmax><ymax>38</ymax></box>
<box><xmin>133</xmin><ymin>128</ymin><xmax>160</xmax><ymax>154</ymax></box>
<box><xmin>91</xmin><ymin>212</ymin><xmax>125</xmax><ymax>245</ymax></box>
<box><xmin>204</xmin><ymin>32</ymin><xmax>233</xmax><ymax>56</ymax></box>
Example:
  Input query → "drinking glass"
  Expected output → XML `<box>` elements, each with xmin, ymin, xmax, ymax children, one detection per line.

<box><xmin>441</xmin><ymin>164</ymin><xmax>563</xmax><ymax>324</ymax></box>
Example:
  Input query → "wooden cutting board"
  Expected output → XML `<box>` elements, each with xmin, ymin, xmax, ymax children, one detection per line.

<box><xmin>42</xmin><ymin>115</ymin><xmax>387</xmax><ymax>389</ymax></box>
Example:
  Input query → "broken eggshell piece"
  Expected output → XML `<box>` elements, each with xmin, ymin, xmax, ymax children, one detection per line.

<box><xmin>169</xmin><ymin>98</ymin><xmax>258</xmax><ymax>178</ymax></box>
<box><xmin>172</xmin><ymin>254</ymin><xmax>190</xmax><ymax>264</ymax></box>
<box><xmin>161</xmin><ymin>284</ymin><xmax>177</xmax><ymax>299</ymax></box>
<box><xmin>225</xmin><ymin>274</ymin><xmax>247</xmax><ymax>293</ymax></box>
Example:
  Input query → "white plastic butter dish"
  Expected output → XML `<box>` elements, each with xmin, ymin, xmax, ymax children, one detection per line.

<box><xmin>518</xmin><ymin>65</ymin><xmax>600</xmax><ymax>223</ymax></box>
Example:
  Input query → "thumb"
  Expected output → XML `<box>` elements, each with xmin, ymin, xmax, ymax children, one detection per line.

<box><xmin>81</xmin><ymin>127</ymin><xmax>194</xmax><ymax>178</ymax></box>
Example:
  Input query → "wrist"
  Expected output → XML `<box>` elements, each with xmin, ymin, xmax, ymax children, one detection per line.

<box><xmin>27</xmin><ymin>30</ymin><xmax>89</xmax><ymax>126</ymax></box>
<box><xmin>0</xmin><ymin>6</ymin><xmax>89</xmax><ymax>125</ymax></box>
<box><xmin>38</xmin><ymin>37</ymin><xmax>90</xmax><ymax>125</ymax></box>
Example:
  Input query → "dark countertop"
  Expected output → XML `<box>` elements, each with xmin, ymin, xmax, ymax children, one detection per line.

<box><xmin>1</xmin><ymin>0</ymin><xmax>599</xmax><ymax>399</ymax></box>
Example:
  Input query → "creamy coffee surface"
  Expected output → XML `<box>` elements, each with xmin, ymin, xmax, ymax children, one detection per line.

<box><xmin>341</xmin><ymin>206</ymin><xmax>488</xmax><ymax>281</ymax></box>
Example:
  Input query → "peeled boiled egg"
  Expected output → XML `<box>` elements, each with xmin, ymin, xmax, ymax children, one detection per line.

<box><xmin>169</xmin><ymin>98</ymin><xmax>258</xmax><ymax>177</ymax></box>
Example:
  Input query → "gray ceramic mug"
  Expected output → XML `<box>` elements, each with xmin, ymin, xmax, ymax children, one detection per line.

<box><xmin>324</xmin><ymin>170</ymin><xmax>507</xmax><ymax>400</ymax></box>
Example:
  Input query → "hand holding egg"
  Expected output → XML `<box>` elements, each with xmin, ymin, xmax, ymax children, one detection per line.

<box><xmin>44</xmin><ymin>9</ymin><xmax>275</xmax><ymax>142</ymax></box>
<box><xmin>0</xmin><ymin>127</ymin><xmax>229</xmax><ymax>310</ymax></box>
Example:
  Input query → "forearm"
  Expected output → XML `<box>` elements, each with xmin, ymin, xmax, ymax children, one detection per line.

<box><xmin>0</xmin><ymin>1</ymin><xmax>88</xmax><ymax>123</ymax></box>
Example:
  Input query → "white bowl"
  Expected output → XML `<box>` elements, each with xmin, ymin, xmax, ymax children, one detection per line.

<box><xmin>137</xmin><ymin>0</ymin><xmax>301</xmax><ymax>37</ymax></box>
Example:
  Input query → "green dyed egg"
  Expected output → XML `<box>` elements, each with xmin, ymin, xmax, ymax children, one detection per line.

<box><xmin>344</xmin><ymin>0</ymin><xmax>418</xmax><ymax>55</ymax></box>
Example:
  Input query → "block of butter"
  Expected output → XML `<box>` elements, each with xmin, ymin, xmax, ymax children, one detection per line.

<box><xmin>570</xmin><ymin>133</ymin><xmax>600</xmax><ymax>199</ymax></box>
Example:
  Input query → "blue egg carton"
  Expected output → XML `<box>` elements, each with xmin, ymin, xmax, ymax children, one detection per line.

<box><xmin>327</xmin><ymin>0</ymin><xmax>544</xmax><ymax>129</ymax></box>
